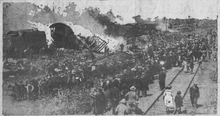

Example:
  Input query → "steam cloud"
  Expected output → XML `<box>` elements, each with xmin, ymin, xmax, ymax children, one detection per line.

<box><xmin>4</xmin><ymin>2</ymin><xmax>177</xmax><ymax>53</ymax></box>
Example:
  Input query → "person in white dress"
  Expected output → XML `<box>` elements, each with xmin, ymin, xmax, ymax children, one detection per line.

<box><xmin>163</xmin><ymin>85</ymin><xmax>174</xmax><ymax>112</ymax></box>
<box><xmin>182</xmin><ymin>58</ymin><xmax>188</xmax><ymax>73</ymax></box>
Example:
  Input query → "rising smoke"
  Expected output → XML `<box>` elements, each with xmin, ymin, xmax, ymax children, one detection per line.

<box><xmin>4</xmin><ymin>2</ymin><xmax>177</xmax><ymax>52</ymax></box>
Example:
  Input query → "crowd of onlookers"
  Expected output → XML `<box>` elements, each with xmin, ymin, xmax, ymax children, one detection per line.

<box><xmin>5</xmin><ymin>27</ymin><xmax>217</xmax><ymax>115</ymax></box>
<box><xmin>89</xmin><ymin>29</ymin><xmax>217</xmax><ymax>115</ymax></box>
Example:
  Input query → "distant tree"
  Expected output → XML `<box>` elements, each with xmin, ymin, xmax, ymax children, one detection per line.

<box><xmin>168</xmin><ymin>23</ymin><xmax>173</xmax><ymax>29</ymax></box>
<box><xmin>3</xmin><ymin>3</ymin><xmax>11</xmax><ymax>34</ymax></box>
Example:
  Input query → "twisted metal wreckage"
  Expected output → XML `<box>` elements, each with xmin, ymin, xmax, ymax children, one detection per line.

<box><xmin>4</xmin><ymin>22</ymin><xmax>109</xmax><ymax>60</ymax></box>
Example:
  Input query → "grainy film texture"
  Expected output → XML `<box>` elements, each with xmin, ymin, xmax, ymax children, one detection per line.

<box><xmin>2</xmin><ymin>0</ymin><xmax>218</xmax><ymax>115</ymax></box>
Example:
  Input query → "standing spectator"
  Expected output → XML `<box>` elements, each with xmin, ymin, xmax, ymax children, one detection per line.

<box><xmin>90</xmin><ymin>88</ymin><xmax>101</xmax><ymax>115</ymax></box>
<box><xmin>148</xmin><ymin>63</ymin><xmax>154</xmax><ymax>82</ymax></box>
<box><xmin>177</xmin><ymin>54</ymin><xmax>182</xmax><ymax>67</ymax></box>
<box><xmin>141</xmin><ymin>72</ymin><xmax>149</xmax><ymax>97</ymax></box>
<box><xmin>190</xmin><ymin>84</ymin><xmax>200</xmax><ymax>108</ymax></box>
<box><xmin>120</xmin><ymin>44</ymin><xmax>124</xmax><ymax>52</ymax></box>
<box><xmin>208</xmin><ymin>47</ymin><xmax>212</xmax><ymax>60</ymax></box>
<box><xmin>151</xmin><ymin>59</ymin><xmax>158</xmax><ymax>78</ymax></box>
<box><xmin>187</xmin><ymin>55</ymin><xmax>192</xmax><ymax>71</ymax></box>
<box><xmin>99</xmin><ymin>88</ymin><xmax>107</xmax><ymax>112</ymax></box>
<box><xmin>183</xmin><ymin>58</ymin><xmax>188</xmax><ymax>73</ymax></box>
<box><xmin>104</xmin><ymin>46</ymin><xmax>109</xmax><ymax>56</ymax></box>
<box><xmin>163</xmin><ymin>86</ymin><xmax>174</xmax><ymax>109</ymax></box>
<box><xmin>159</xmin><ymin>67</ymin><xmax>166</xmax><ymax>90</ymax></box>
<box><xmin>199</xmin><ymin>56</ymin><xmax>203</xmax><ymax>69</ymax></box>
<box><xmin>109</xmin><ymin>86</ymin><xmax>120</xmax><ymax>115</ymax></box>
<box><xmin>125</xmin><ymin>86</ymin><xmax>139</xmax><ymax>111</ymax></box>
<box><xmin>189</xmin><ymin>59</ymin><xmax>194</xmax><ymax>74</ymax></box>
<box><xmin>213</xmin><ymin>48</ymin><xmax>217</xmax><ymax>61</ymax></box>
<box><xmin>115</xmin><ymin>99</ymin><xmax>129</xmax><ymax>115</ymax></box>
<box><xmin>175</xmin><ymin>91</ymin><xmax>183</xmax><ymax>114</ymax></box>
<box><xmin>90</xmin><ymin>88</ymin><xmax>106</xmax><ymax>115</ymax></box>
<box><xmin>134</xmin><ymin>75</ymin><xmax>142</xmax><ymax>97</ymax></box>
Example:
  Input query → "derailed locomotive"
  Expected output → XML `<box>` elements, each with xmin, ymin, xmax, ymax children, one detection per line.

<box><xmin>3</xmin><ymin>22</ymin><xmax>109</xmax><ymax>59</ymax></box>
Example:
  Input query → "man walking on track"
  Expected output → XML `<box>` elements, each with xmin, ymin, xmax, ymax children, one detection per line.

<box><xmin>159</xmin><ymin>67</ymin><xmax>166</xmax><ymax>90</ymax></box>
<box><xmin>175</xmin><ymin>91</ymin><xmax>183</xmax><ymax>114</ymax></box>
<box><xmin>189</xmin><ymin>83</ymin><xmax>200</xmax><ymax>108</ymax></box>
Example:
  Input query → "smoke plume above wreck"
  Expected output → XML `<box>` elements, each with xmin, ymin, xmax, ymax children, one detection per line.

<box><xmin>4</xmin><ymin>1</ymin><xmax>179</xmax><ymax>52</ymax></box>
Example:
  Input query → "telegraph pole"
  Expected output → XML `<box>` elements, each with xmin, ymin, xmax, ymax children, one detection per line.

<box><xmin>217</xmin><ymin>15</ymin><xmax>218</xmax><ymax>31</ymax></box>
<box><xmin>164</xmin><ymin>17</ymin><xmax>167</xmax><ymax>31</ymax></box>
<box><xmin>166</xmin><ymin>17</ymin><xmax>168</xmax><ymax>31</ymax></box>
<box><xmin>216</xmin><ymin>15</ymin><xmax>218</xmax><ymax>47</ymax></box>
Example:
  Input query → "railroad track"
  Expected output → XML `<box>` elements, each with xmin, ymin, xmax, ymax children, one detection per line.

<box><xmin>144</xmin><ymin>63</ymin><xmax>201</xmax><ymax>115</ymax></box>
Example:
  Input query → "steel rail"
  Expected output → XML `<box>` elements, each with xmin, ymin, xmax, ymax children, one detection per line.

<box><xmin>173</xmin><ymin>63</ymin><xmax>201</xmax><ymax>114</ymax></box>
<box><xmin>144</xmin><ymin>66</ymin><xmax>184</xmax><ymax>115</ymax></box>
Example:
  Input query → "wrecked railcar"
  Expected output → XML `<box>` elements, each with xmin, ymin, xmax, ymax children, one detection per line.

<box><xmin>4</xmin><ymin>30</ymin><xmax>48</xmax><ymax>58</ymax></box>
<box><xmin>4</xmin><ymin>23</ymin><xmax>109</xmax><ymax>58</ymax></box>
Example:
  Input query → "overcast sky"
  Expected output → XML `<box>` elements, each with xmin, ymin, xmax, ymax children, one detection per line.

<box><xmin>13</xmin><ymin>0</ymin><xmax>220</xmax><ymax>24</ymax></box>
<box><xmin>75</xmin><ymin>0</ymin><xmax>219</xmax><ymax>21</ymax></box>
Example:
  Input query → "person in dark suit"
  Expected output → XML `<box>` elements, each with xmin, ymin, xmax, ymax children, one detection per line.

<box><xmin>190</xmin><ymin>83</ymin><xmax>200</xmax><ymax>108</ymax></box>
<box><xmin>175</xmin><ymin>91</ymin><xmax>183</xmax><ymax>114</ymax></box>
<box><xmin>189</xmin><ymin>59</ymin><xmax>194</xmax><ymax>74</ymax></box>
<box><xmin>134</xmin><ymin>75</ymin><xmax>142</xmax><ymax>97</ymax></box>
<box><xmin>159</xmin><ymin>67</ymin><xmax>166</xmax><ymax>90</ymax></box>
<box><xmin>90</xmin><ymin>88</ymin><xmax>106</xmax><ymax>115</ymax></box>
<box><xmin>120</xmin><ymin>44</ymin><xmax>124</xmax><ymax>52</ymax></box>
<box><xmin>109</xmin><ymin>86</ymin><xmax>120</xmax><ymax>115</ymax></box>
<box><xmin>141</xmin><ymin>72</ymin><xmax>149</xmax><ymax>97</ymax></box>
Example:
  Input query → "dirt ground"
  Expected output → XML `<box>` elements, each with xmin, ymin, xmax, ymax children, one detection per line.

<box><xmin>146</xmin><ymin>63</ymin><xmax>200</xmax><ymax>115</ymax></box>
<box><xmin>104</xmin><ymin>60</ymin><xmax>218</xmax><ymax>115</ymax></box>
<box><xmin>182</xmin><ymin>59</ymin><xmax>217</xmax><ymax>114</ymax></box>
<box><xmin>104</xmin><ymin>66</ymin><xmax>183</xmax><ymax>115</ymax></box>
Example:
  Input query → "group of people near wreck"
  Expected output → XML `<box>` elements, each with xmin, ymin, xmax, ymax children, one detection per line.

<box><xmin>7</xmin><ymin>59</ymin><xmax>94</xmax><ymax>101</ymax></box>
<box><xmin>89</xmin><ymin>33</ymin><xmax>215</xmax><ymax>115</ymax></box>
<box><xmin>6</xmin><ymin>55</ymin><xmax>138</xmax><ymax>101</ymax></box>
<box><xmin>6</xmin><ymin>29</ymin><xmax>216</xmax><ymax>114</ymax></box>
<box><xmin>162</xmin><ymin>83</ymin><xmax>199</xmax><ymax>114</ymax></box>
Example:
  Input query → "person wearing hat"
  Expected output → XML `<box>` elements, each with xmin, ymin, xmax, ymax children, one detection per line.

<box><xmin>159</xmin><ymin>67</ymin><xmax>166</xmax><ymax>90</ymax></box>
<box><xmin>174</xmin><ymin>91</ymin><xmax>183</xmax><ymax>114</ymax></box>
<box><xmin>125</xmin><ymin>86</ymin><xmax>139</xmax><ymax>110</ymax></box>
<box><xmin>163</xmin><ymin>85</ymin><xmax>174</xmax><ymax>111</ymax></box>
<box><xmin>190</xmin><ymin>83</ymin><xmax>200</xmax><ymax>108</ymax></box>
<box><xmin>163</xmin><ymin>85</ymin><xmax>173</xmax><ymax>99</ymax></box>
<box><xmin>141</xmin><ymin>72</ymin><xmax>149</xmax><ymax>97</ymax></box>
<box><xmin>134</xmin><ymin>75</ymin><xmax>142</xmax><ymax>97</ymax></box>
<box><xmin>115</xmin><ymin>99</ymin><xmax>129</xmax><ymax>115</ymax></box>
